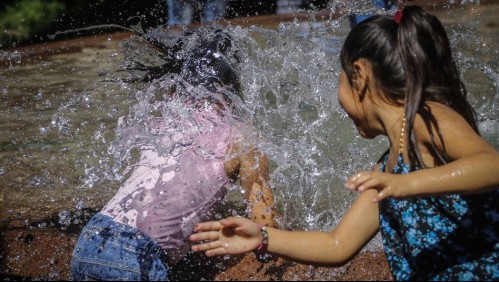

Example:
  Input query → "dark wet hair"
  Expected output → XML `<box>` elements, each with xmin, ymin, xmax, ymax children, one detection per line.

<box><xmin>123</xmin><ymin>26</ymin><xmax>243</xmax><ymax>105</ymax></box>
<box><xmin>340</xmin><ymin>5</ymin><xmax>478</xmax><ymax>168</ymax></box>
<box><xmin>180</xmin><ymin>30</ymin><xmax>241</xmax><ymax>98</ymax></box>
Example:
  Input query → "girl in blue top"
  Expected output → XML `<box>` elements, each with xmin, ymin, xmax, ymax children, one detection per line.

<box><xmin>189</xmin><ymin>5</ymin><xmax>499</xmax><ymax>281</ymax></box>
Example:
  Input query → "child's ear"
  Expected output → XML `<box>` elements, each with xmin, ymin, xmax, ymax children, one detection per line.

<box><xmin>352</xmin><ymin>60</ymin><xmax>369</xmax><ymax>99</ymax></box>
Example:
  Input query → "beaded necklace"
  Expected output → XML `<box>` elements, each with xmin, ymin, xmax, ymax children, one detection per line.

<box><xmin>398</xmin><ymin>117</ymin><xmax>406</xmax><ymax>155</ymax></box>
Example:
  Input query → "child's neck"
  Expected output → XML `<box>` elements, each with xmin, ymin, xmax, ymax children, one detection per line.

<box><xmin>380</xmin><ymin>109</ymin><xmax>406</xmax><ymax>172</ymax></box>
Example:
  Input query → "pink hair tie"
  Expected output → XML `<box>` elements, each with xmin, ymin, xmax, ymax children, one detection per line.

<box><xmin>394</xmin><ymin>10</ymin><xmax>403</xmax><ymax>24</ymax></box>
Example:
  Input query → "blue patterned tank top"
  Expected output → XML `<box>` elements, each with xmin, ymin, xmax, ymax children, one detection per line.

<box><xmin>378</xmin><ymin>151</ymin><xmax>499</xmax><ymax>281</ymax></box>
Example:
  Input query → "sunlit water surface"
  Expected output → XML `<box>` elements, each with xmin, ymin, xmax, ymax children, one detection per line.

<box><xmin>0</xmin><ymin>4</ymin><xmax>497</xmax><ymax>260</ymax></box>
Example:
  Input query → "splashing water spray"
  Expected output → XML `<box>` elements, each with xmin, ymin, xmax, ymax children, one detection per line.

<box><xmin>0</xmin><ymin>1</ymin><xmax>497</xmax><ymax>279</ymax></box>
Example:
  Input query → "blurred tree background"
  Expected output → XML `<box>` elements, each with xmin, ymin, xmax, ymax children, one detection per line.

<box><xmin>0</xmin><ymin>0</ymin><xmax>283</xmax><ymax>49</ymax></box>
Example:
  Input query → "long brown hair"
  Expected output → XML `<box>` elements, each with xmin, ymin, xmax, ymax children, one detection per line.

<box><xmin>340</xmin><ymin>5</ymin><xmax>478</xmax><ymax>168</ymax></box>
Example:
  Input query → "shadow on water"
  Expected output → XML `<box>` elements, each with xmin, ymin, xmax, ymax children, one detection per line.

<box><xmin>0</xmin><ymin>1</ymin><xmax>498</xmax><ymax>281</ymax></box>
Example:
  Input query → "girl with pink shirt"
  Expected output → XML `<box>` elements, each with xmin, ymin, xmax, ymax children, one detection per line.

<box><xmin>70</xmin><ymin>27</ymin><xmax>277</xmax><ymax>281</ymax></box>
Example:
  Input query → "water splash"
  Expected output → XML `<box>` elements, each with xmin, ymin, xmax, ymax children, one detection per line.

<box><xmin>0</xmin><ymin>5</ymin><xmax>498</xmax><ymax>263</ymax></box>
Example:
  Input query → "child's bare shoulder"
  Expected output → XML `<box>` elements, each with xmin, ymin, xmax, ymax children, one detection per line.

<box><xmin>422</xmin><ymin>101</ymin><xmax>471</xmax><ymax>129</ymax></box>
<box><xmin>414</xmin><ymin>102</ymin><xmax>477</xmax><ymax>146</ymax></box>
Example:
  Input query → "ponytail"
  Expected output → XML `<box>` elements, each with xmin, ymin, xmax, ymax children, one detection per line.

<box><xmin>340</xmin><ymin>5</ymin><xmax>479</xmax><ymax>168</ymax></box>
<box><xmin>397</xmin><ymin>5</ymin><xmax>478</xmax><ymax>168</ymax></box>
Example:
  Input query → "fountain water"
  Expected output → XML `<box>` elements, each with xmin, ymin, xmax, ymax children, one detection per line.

<box><xmin>0</xmin><ymin>1</ymin><xmax>497</xmax><ymax>280</ymax></box>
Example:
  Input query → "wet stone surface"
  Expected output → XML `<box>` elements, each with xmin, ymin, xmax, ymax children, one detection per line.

<box><xmin>0</xmin><ymin>228</ymin><xmax>392</xmax><ymax>280</ymax></box>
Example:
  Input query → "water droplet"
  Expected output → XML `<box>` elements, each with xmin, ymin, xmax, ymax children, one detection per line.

<box><xmin>39</xmin><ymin>127</ymin><xmax>49</xmax><ymax>135</ymax></box>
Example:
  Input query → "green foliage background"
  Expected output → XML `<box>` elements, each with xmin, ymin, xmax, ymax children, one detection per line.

<box><xmin>0</xmin><ymin>0</ymin><xmax>175</xmax><ymax>48</ymax></box>
<box><xmin>0</xmin><ymin>0</ymin><xmax>279</xmax><ymax>49</ymax></box>
<box><xmin>0</xmin><ymin>0</ymin><xmax>65</xmax><ymax>48</ymax></box>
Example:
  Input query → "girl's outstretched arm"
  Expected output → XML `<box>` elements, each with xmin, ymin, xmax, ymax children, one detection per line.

<box><xmin>346</xmin><ymin>104</ymin><xmax>499</xmax><ymax>201</ymax></box>
<box><xmin>190</xmin><ymin>217</ymin><xmax>263</xmax><ymax>256</ymax></box>
<box><xmin>190</xmin><ymin>189</ymin><xmax>380</xmax><ymax>265</ymax></box>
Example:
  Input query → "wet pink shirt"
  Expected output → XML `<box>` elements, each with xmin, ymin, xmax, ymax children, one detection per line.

<box><xmin>101</xmin><ymin>107</ymin><xmax>240</xmax><ymax>262</ymax></box>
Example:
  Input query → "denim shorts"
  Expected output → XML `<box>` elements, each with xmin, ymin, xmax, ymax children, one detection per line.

<box><xmin>71</xmin><ymin>213</ymin><xmax>169</xmax><ymax>281</ymax></box>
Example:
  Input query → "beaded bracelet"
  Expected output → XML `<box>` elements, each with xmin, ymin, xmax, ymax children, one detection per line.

<box><xmin>257</xmin><ymin>224</ymin><xmax>269</xmax><ymax>252</ymax></box>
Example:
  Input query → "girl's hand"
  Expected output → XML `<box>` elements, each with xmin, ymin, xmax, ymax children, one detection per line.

<box><xmin>345</xmin><ymin>171</ymin><xmax>409</xmax><ymax>202</ymax></box>
<box><xmin>190</xmin><ymin>217</ymin><xmax>262</xmax><ymax>257</ymax></box>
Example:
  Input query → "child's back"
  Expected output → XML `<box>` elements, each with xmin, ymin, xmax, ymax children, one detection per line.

<box><xmin>102</xmin><ymin>106</ymin><xmax>244</xmax><ymax>263</ymax></box>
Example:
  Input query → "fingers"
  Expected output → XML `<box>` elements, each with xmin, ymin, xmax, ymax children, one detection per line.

<box><xmin>190</xmin><ymin>231</ymin><xmax>220</xmax><ymax>243</ymax></box>
<box><xmin>191</xmin><ymin>217</ymin><xmax>246</xmax><ymax>241</ymax></box>
<box><xmin>190</xmin><ymin>230</ymin><xmax>230</xmax><ymax>256</ymax></box>
<box><xmin>191</xmin><ymin>240</ymin><xmax>224</xmax><ymax>252</ymax></box>
<box><xmin>192</xmin><ymin>244</ymin><xmax>230</xmax><ymax>257</ymax></box>
<box><xmin>372</xmin><ymin>193</ymin><xmax>383</xmax><ymax>203</ymax></box>
<box><xmin>373</xmin><ymin>187</ymin><xmax>391</xmax><ymax>203</ymax></box>
<box><xmin>205</xmin><ymin>247</ymin><xmax>229</xmax><ymax>257</ymax></box>
<box><xmin>193</xmin><ymin>216</ymin><xmax>250</xmax><ymax>232</ymax></box>
<box><xmin>193</xmin><ymin>221</ymin><xmax>223</xmax><ymax>232</ymax></box>
<box><xmin>345</xmin><ymin>172</ymin><xmax>366</xmax><ymax>190</ymax></box>
<box><xmin>190</xmin><ymin>222</ymin><xmax>225</xmax><ymax>253</ymax></box>
<box><xmin>346</xmin><ymin>171</ymin><xmax>407</xmax><ymax>202</ymax></box>
<box><xmin>357</xmin><ymin>178</ymin><xmax>382</xmax><ymax>192</ymax></box>
<box><xmin>220</xmin><ymin>216</ymin><xmax>248</xmax><ymax>228</ymax></box>
<box><xmin>345</xmin><ymin>172</ymin><xmax>380</xmax><ymax>191</ymax></box>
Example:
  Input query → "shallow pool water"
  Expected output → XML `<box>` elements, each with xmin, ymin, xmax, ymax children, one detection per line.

<box><xmin>0</xmin><ymin>4</ymin><xmax>497</xmax><ymax>260</ymax></box>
